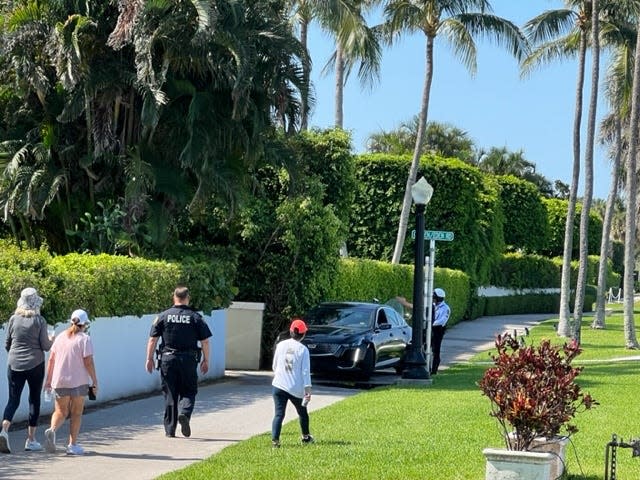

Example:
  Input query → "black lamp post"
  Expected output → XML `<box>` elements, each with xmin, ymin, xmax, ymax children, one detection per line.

<box><xmin>402</xmin><ymin>177</ymin><xmax>434</xmax><ymax>380</ymax></box>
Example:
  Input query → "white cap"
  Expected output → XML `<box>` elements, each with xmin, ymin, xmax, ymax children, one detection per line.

<box><xmin>71</xmin><ymin>309</ymin><xmax>90</xmax><ymax>325</ymax></box>
<box><xmin>433</xmin><ymin>288</ymin><xmax>446</xmax><ymax>299</ymax></box>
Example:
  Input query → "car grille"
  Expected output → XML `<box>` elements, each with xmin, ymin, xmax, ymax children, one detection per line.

<box><xmin>306</xmin><ymin>343</ymin><xmax>341</xmax><ymax>355</ymax></box>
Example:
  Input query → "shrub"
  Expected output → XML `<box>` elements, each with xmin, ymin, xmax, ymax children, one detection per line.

<box><xmin>496</xmin><ymin>175</ymin><xmax>548</xmax><ymax>253</ymax></box>
<box><xmin>478</xmin><ymin>333</ymin><xmax>597</xmax><ymax>451</ymax></box>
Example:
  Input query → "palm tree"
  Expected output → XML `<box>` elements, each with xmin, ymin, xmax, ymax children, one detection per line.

<box><xmin>621</xmin><ymin>9</ymin><xmax>640</xmax><ymax>349</ymax></box>
<box><xmin>591</xmin><ymin>22</ymin><xmax>635</xmax><ymax>329</ymax></box>
<box><xmin>572</xmin><ymin>0</ymin><xmax>601</xmax><ymax>344</ymax></box>
<box><xmin>523</xmin><ymin>0</ymin><xmax>595</xmax><ymax>337</ymax></box>
<box><xmin>385</xmin><ymin>0</ymin><xmax>528</xmax><ymax>264</ymax></box>
<box><xmin>327</xmin><ymin>0</ymin><xmax>383</xmax><ymax>128</ymax></box>
<box><xmin>287</xmin><ymin>0</ymin><xmax>379</xmax><ymax>130</ymax></box>
<box><xmin>367</xmin><ymin>116</ymin><xmax>476</xmax><ymax>161</ymax></box>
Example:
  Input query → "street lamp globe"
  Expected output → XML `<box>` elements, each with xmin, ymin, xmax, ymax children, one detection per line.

<box><xmin>411</xmin><ymin>177</ymin><xmax>434</xmax><ymax>206</ymax></box>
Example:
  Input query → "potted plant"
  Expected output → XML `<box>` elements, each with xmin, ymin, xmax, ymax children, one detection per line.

<box><xmin>478</xmin><ymin>332</ymin><xmax>597</xmax><ymax>479</ymax></box>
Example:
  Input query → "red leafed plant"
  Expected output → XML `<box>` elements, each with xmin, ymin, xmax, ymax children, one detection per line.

<box><xmin>478</xmin><ymin>332</ymin><xmax>597</xmax><ymax>451</ymax></box>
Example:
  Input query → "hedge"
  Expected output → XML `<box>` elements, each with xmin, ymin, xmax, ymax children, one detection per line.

<box><xmin>0</xmin><ymin>240</ymin><xmax>238</xmax><ymax>324</ymax></box>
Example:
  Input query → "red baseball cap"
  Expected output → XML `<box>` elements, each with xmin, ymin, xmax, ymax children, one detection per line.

<box><xmin>290</xmin><ymin>319</ymin><xmax>308</xmax><ymax>334</ymax></box>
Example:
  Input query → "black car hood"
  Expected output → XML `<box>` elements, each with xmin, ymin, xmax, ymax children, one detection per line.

<box><xmin>303</xmin><ymin>325</ymin><xmax>370</xmax><ymax>344</ymax></box>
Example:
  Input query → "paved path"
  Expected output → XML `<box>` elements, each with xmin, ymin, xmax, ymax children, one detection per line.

<box><xmin>0</xmin><ymin>313</ymin><xmax>554</xmax><ymax>480</ymax></box>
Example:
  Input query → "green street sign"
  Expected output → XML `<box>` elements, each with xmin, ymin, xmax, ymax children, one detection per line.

<box><xmin>411</xmin><ymin>230</ymin><xmax>454</xmax><ymax>241</ymax></box>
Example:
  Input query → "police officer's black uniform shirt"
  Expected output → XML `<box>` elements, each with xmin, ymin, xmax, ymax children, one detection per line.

<box><xmin>150</xmin><ymin>304</ymin><xmax>212</xmax><ymax>352</ymax></box>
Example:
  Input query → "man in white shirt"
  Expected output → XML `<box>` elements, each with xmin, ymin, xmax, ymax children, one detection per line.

<box><xmin>271</xmin><ymin>319</ymin><xmax>313</xmax><ymax>448</ymax></box>
<box><xmin>431</xmin><ymin>288</ymin><xmax>451</xmax><ymax>374</ymax></box>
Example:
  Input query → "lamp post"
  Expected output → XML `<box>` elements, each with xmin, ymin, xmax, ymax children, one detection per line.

<box><xmin>402</xmin><ymin>177</ymin><xmax>433</xmax><ymax>380</ymax></box>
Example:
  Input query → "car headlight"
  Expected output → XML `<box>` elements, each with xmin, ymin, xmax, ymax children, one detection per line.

<box><xmin>350</xmin><ymin>344</ymin><xmax>367</xmax><ymax>363</ymax></box>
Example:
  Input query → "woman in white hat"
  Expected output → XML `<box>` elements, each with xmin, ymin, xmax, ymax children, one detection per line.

<box><xmin>43</xmin><ymin>309</ymin><xmax>98</xmax><ymax>455</ymax></box>
<box><xmin>0</xmin><ymin>287</ymin><xmax>53</xmax><ymax>453</ymax></box>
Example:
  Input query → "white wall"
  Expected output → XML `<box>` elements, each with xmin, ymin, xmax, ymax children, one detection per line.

<box><xmin>0</xmin><ymin>309</ymin><xmax>226</xmax><ymax>423</ymax></box>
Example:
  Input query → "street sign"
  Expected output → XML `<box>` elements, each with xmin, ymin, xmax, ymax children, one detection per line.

<box><xmin>411</xmin><ymin>230</ymin><xmax>454</xmax><ymax>241</ymax></box>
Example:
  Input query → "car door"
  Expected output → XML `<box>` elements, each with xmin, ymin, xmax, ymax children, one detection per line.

<box><xmin>383</xmin><ymin>306</ymin><xmax>411</xmax><ymax>362</ymax></box>
<box><xmin>372</xmin><ymin>307</ymin><xmax>394</xmax><ymax>366</ymax></box>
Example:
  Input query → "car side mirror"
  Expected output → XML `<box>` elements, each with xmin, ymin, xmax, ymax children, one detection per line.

<box><xmin>378</xmin><ymin>323</ymin><xmax>391</xmax><ymax>331</ymax></box>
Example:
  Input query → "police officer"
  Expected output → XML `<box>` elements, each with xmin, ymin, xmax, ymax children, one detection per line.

<box><xmin>430</xmin><ymin>288</ymin><xmax>451</xmax><ymax>374</ymax></box>
<box><xmin>145</xmin><ymin>286</ymin><xmax>211</xmax><ymax>438</ymax></box>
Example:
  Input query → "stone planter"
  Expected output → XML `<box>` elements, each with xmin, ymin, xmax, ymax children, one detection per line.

<box><xmin>528</xmin><ymin>436</ymin><xmax>569</xmax><ymax>480</ymax></box>
<box><xmin>483</xmin><ymin>448</ymin><xmax>555</xmax><ymax>480</ymax></box>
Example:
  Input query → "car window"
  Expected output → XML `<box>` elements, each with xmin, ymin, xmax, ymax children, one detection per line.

<box><xmin>304</xmin><ymin>305</ymin><xmax>374</xmax><ymax>328</ymax></box>
<box><xmin>382</xmin><ymin>306</ymin><xmax>404</xmax><ymax>327</ymax></box>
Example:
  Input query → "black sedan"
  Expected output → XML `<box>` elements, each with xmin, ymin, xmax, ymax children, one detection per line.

<box><xmin>295</xmin><ymin>301</ymin><xmax>412</xmax><ymax>378</ymax></box>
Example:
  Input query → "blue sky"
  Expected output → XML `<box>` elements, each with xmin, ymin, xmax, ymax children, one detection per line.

<box><xmin>306</xmin><ymin>0</ymin><xmax>613</xmax><ymax>200</ymax></box>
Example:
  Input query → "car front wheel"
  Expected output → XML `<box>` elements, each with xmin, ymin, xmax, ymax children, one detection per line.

<box><xmin>360</xmin><ymin>346</ymin><xmax>375</xmax><ymax>379</ymax></box>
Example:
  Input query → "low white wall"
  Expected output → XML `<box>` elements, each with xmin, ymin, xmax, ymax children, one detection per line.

<box><xmin>0</xmin><ymin>309</ymin><xmax>226</xmax><ymax>423</ymax></box>
<box><xmin>478</xmin><ymin>286</ymin><xmax>560</xmax><ymax>297</ymax></box>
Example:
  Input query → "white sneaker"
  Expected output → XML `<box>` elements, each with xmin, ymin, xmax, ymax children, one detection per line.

<box><xmin>44</xmin><ymin>428</ymin><xmax>56</xmax><ymax>453</ymax></box>
<box><xmin>0</xmin><ymin>430</ymin><xmax>10</xmax><ymax>453</ymax></box>
<box><xmin>66</xmin><ymin>443</ymin><xmax>85</xmax><ymax>455</ymax></box>
<box><xmin>25</xmin><ymin>439</ymin><xmax>43</xmax><ymax>451</ymax></box>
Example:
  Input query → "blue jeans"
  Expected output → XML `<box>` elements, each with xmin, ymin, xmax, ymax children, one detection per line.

<box><xmin>271</xmin><ymin>387</ymin><xmax>309</xmax><ymax>441</ymax></box>
<box><xmin>3</xmin><ymin>362</ymin><xmax>45</xmax><ymax>427</ymax></box>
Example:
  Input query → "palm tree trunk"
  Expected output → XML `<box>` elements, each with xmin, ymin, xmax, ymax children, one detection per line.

<box><xmin>622</xmin><ymin>18</ymin><xmax>640</xmax><ymax>350</ymax></box>
<box><xmin>557</xmin><ymin>31</ymin><xmax>587</xmax><ymax>337</ymax></box>
<box><xmin>334</xmin><ymin>44</ymin><xmax>345</xmax><ymax>128</ymax></box>
<box><xmin>592</xmin><ymin>117</ymin><xmax>622</xmax><ymax>329</ymax></box>
<box><xmin>391</xmin><ymin>35</ymin><xmax>433</xmax><ymax>264</ymax></box>
<box><xmin>300</xmin><ymin>18</ymin><xmax>309</xmax><ymax>131</ymax></box>
<box><xmin>573</xmin><ymin>0</ymin><xmax>600</xmax><ymax>344</ymax></box>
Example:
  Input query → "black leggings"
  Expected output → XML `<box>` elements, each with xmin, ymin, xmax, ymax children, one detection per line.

<box><xmin>3</xmin><ymin>362</ymin><xmax>45</xmax><ymax>427</ymax></box>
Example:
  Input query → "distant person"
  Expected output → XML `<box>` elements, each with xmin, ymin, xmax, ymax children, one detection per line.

<box><xmin>396</xmin><ymin>287</ymin><xmax>451</xmax><ymax>374</ymax></box>
<box><xmin>44</xmin><ymin>309</ymin><xmax>98</xmax><ymax>455</ymax></box>
<box><xmin>271</xmin><ymin>318</ymin><xmax>313</xmax><ymax>448</ymax></box>
<box><xmin>1</xmin><ymin>287</ymin><xmax>54</xmax><ymax>453</ymax></box>
<box><xmin>145</xmin><ymin>286</ymin><xmax>211</xmax><ymax>438</ymax></box>
<box><xmin>430</xmin><ymin>288</ymin><xmax>450</xmax><ymax>374</ymax></box>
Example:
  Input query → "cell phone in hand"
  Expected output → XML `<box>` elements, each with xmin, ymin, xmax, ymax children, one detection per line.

<box><xmin>88</xmin><ymin>386</ymin><xmax>96</xmax><ymax>400</ymax></box>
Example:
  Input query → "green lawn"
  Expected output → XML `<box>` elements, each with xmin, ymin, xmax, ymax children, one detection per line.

<box><xmin>158</xmin><ymin>306</ymin><xmax>640</xmax><ymax>480</ymax></box>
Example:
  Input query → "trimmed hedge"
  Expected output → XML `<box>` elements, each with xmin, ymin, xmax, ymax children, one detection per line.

<box><xmin>496</xmin><ymin>175</ymin><xmax>549</xmax><ymax>253</ymax></box>
<box><xmin>477</xmin><ymin>286</ymin><xmax>597</xmax><ymax>317</ymax></box>
<box><xmin>542</xmin><ymin>198</ymin><xmax>603</xmax><ymax>258</ymax></box>
<box><xmin>349</xmin><ymin>154</ymin><xmax>504</xmax><ymax>285</ymax></box>
<box><xmin>0</xmin><ymin>240</ymin><xmax>238</xmax><ymax>324</ymax></box>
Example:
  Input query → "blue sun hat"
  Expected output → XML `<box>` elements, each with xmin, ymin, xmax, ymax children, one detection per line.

<box><xmin>17</xmin><ymin>287</ymin><xmax>44</xmax><ymax>310</ymax></box>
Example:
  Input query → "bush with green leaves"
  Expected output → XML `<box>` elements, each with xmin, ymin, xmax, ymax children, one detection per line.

<box><xmin>542</xmin><ymin>198</ymin><xmax>603</xmax><ymax>258</ymax></box>
<box><xmin>496</xmin><ymin>175</ymin><xmax>548</xmax><ymax>253</ymax></box>
<box><xmin>233</xmin><ymin>174</ymin><xmax>342</xmax><ymax>364</ymax></box>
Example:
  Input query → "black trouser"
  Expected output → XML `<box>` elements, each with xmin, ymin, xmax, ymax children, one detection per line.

<box><xmin>3</xmin><ymin>362</ymin><xmax>45</xmax><ymax>427</ymax></box>
<box><xmin>431</xmin><ymin>326</ymin><xmax>446</xmax><ymax>374</ymax></box>
<box><xmin>160</xmin><ymin>352</ymin><xmax>198</xmax><ymax>436</ymax></box>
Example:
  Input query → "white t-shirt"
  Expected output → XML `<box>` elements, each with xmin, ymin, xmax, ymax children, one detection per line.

<box><xmin>272</xmin><ymin>338</ymin><xmax>311</xmax><ymax>398</ymax></box>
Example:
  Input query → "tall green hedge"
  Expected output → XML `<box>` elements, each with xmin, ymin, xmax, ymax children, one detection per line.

<box><xmin>349</xmin><ymin>154</ymin><xmax>504</xmax><ymax>285</ymax></box>
<box><xmin>496</xmin><ymin>175</ymin><xmax>549</xmax><ymax>253</ymax></box>
<box><xmin>542</xmin><ymin>198</ymin><xmax>603</xmax><ymax>258</ymax></box>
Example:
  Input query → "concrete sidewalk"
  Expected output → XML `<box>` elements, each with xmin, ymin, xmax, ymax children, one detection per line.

<box><xmin>0</xmin><ymin>313</ymin><xmax>553</xmax><ymax>480</ymax></box>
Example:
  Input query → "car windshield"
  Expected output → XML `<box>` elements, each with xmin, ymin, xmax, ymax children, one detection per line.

<box><xmin>304</xmin><ymin>305</ymin><xmax>374</xmax><ymax>328</ymax></box>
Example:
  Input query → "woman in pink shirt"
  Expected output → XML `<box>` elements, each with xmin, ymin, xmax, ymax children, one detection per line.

<box><xmin>43</xmin><ymin>309</ymin><xmax>98</xmax><ymax>455</ymax></box>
